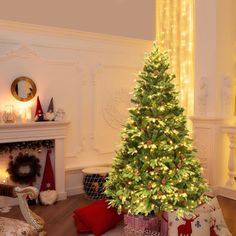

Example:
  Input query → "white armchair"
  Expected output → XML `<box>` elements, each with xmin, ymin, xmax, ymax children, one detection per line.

<box><xmin>0</xmin><ymin>184</ymin><xmax>45</xmax><ymax>236</ymax></box>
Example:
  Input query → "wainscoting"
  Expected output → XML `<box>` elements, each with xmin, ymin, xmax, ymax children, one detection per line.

<box><xmin>0</xmin><ymin>20</ymin><xmax>152</xmax><ymax>195</ymax></box>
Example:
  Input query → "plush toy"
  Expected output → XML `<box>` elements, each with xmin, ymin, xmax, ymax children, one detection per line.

<box><xmin>39</xmin><ymin>150</ymin><xmax>57</xmax><ymax>205</ymax></box>
<box><xmin>34</xmin><ymin>96</ymin><xmax>44</xmax><ymax>121</ymax></box>
<box><xmin>44</xmin><ymin>97</ymin><xmax>55</xmax><ymax>121</ymax></box>
<box><xmin>39</xmin><ymin>190</ymin><xmax>57</xmax><ymax>205</ymax></box>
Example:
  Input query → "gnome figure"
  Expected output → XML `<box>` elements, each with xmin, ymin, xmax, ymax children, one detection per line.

<box><xmin>45</xmin><ymin>97</ymin><xmax>55</xmax><ymax>121</ymax></box>
<box><xmin>34</xmin><ymin>96</ymin><xmax>44</xmax><ymax>121</ymax></box>
<box><xmin>39</xmin><ymin>150</ymin><xmax>57</xmax><ymax>205</ymax></box>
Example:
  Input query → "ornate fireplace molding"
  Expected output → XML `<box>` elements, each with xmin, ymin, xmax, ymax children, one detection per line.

<box><xmin>0</xmin><ymin>121</ymin><xmax>69</xmax><ymax>200</ymax></box>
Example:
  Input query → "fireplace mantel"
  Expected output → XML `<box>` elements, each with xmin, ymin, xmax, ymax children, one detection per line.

<box><xmin>0</xmin><ymin>121</ymin><xmax>69</xmax><ymax>200</ymax></box>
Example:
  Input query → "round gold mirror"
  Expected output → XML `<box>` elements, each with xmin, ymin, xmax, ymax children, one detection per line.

<box><xmin>11</xmin><ymin>77</ymin><xmax>37</xmax><ymax>102</ymax></box>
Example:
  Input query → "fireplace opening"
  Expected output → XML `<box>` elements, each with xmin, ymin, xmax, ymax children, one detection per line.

<box><xmin>0</xmin><ymin>140</ymin><xmax>55</xmax><ymax>189</ymax></box>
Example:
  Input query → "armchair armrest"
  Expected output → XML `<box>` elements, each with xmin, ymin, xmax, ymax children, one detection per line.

<box><xmin>14</xmin><ymin>186</ymin><xmax>45</xmax><ymax>236</ymax></box>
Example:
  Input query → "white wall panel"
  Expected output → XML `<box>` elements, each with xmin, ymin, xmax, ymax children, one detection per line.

<box><xmin>0</xmin><ymin>21</ymin><xmax>152</xmax><ymax>195</ymax></box>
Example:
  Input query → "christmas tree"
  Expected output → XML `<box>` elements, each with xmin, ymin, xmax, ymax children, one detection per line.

<box><xmin>105</xmin><ymin>43</ymin><xmax>208</xmax><ymax>217</ymax></box>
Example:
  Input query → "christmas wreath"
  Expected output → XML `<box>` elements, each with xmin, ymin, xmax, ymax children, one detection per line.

<box><xmin>7</xmin><ymin>153</ymin><xmax>41</xmax><ymax>185</ymax></box>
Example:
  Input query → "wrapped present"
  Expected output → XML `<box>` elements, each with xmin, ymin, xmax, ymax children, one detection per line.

<box><xmin>143</xmin><ymin>228</ymin><xmax>161</xmax><ymax>236</ymax></box>
<box><xmin>124</xmin><ymin>226</ymin><xmax>144</xmax><ymax>236</ymax></box>
<box><xmin>124</xmin><ymin>213</ymin><xmax>169</xmax><ymax>236</ymax></box>
<box><xmin>160</xmin><ymin>212</ymin><xmax>168</xmax><ymax>236</ymax></box>
<box><xmin>124</xmin><ymin>214</ymin><xmax>135</xmax><ymax>226</ymax></box>
<box><xmin>124</xmin><ymin>214</ymin><xmax>161</xmax><ymax>233</ymax></box>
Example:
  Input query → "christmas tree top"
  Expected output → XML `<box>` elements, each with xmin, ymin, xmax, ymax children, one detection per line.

<box><xmin>105</xmin><ymin>43</ymin><xmax>208</xmax><ymax>217</ymax></box>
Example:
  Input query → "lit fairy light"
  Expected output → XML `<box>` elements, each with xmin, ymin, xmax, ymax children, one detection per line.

<box><xmin>156</xmin><ymin>0</ymin><xmax>194</xmax><ymax>117</ymax></box>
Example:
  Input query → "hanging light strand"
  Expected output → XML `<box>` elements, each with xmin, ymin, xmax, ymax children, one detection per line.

<box><xmin>157</xmin><ymin>0</ymin><xmax>194</xmax><ymax>116</ymax></box>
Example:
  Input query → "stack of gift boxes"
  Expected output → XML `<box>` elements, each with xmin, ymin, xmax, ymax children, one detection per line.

<box><xmin>124</xmin><ymin>214</ymin><xmax>161</xmax><ymax>236</ymax></box>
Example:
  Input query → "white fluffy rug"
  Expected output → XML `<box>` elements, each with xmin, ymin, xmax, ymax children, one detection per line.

<box><xmin>88</xmin><ymin>223</ymin><xmax>124</xmax><ymax>236</ymax></box>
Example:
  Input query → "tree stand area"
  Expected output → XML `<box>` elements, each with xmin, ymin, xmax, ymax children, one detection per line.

<box><xmin>124</xmin><ymin>213</ymin><xmax>168</xmax><ymax>236</ymax></box>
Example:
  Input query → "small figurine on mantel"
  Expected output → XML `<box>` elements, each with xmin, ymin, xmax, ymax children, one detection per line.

<box><xmin>54</xmin><ymin>108</ymin><xmax>65</xmax><ymax>121</ymax></box>
<box><xmin>44</xmin><ymin>97</ymin><xmax>55</xmax><ymax>121</ymax></box>
<box><xmin>34</xmin><ymin>96</ymin><xmax>44</xmax><ymax>122</ymax></box>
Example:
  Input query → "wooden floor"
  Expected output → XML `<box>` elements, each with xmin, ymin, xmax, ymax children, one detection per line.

<box><xmin>1</xmin><ymin>194</ymin><xmax>236</xmax><ymax>236</ymax></box>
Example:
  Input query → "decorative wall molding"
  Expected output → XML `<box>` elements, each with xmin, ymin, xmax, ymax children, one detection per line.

<box><xmin>0</xmin><ymin>23</ymin><xmax>152</xmax><ymax>196</ymax></box>
<box><xmin>102</xmin><ymin>87</ymin><xmax>131</xmax><ymax>130</ymax></box>
<box><xmin>221</xmin><ymin>76</ymin><xmax>233</xmax><ymax>115</ymax></box>
<box><xmin>0</xmin><ymin>20</ymin><xmax>152</xmax><ymax>55</ymax></box>
<box><xmin>198</xmin><ymin>76</ymin><xmax>208</xmax><ymax>116</ymax></box>
<box><xmin>0</xmin><ymin>44</ymin><xmax>80</xmax><ymax>66</ymax></box>
<box><xmin>0</xmin><ymin>45</ymin><xmax>39</xmax><ymax>60</ymax></box>
<box><xmin>191</xmin><ymin>116</ymin><xmax>231</xmax><ymax>188</ymax></box>
<box><xmin>90</xmin><ymin>64</ymin><xmax>140</xmax><ymax>154</ymax></box>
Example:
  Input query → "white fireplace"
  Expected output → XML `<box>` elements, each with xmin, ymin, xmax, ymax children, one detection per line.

<box><xmin>0</xmin><ymin>121</ymin><xmax>69</xmax><ymax>200</ymax></box>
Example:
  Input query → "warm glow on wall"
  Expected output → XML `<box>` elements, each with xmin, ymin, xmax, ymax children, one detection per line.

<box><xmin>0</xmin><ymin>169</ymin><xmax>9</xmax><ymax>184</ymax></box>
<box><xmin>156</xmin><ymin>0</ymin><xmax>194</xmax><ymax>116</ymax></box>
<box><xmin>15</xmin><ymin>101</ymin><xmax>33</xmax><ymax>123</ymax></box>
<box><xmin>0</xmin><ymin>101</ymin><xmax>33</xmax><ymax>123</ymax></box>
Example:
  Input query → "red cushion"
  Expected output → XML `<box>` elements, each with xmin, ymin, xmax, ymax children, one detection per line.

<box><xmin>73</xmin><ymin>214</ymin><xmax>91</xmax><ymax>233</ymax></box>
<box><xmin>74</xmin><ymin>199</ymin><xmax>123</xmax><ymax>236</ymax></box>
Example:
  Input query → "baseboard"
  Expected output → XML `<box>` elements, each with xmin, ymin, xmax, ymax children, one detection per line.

<box><xmin>213</xmin><ymin>185</ymin><xmax>236</xmax><ymax>200</ymax></box>
<box><xmin>57</xmin><ymin>191</ymin><xmax>68</xmax><ymax>201</ymax></box>
<box><xmin>66</xmin><ymin>185</ymin><xmax>84</xmax><ymax>197</ymax></box>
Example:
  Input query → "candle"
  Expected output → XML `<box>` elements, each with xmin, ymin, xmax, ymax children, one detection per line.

<box><xmin>26</xmin><ymin>105</ymin><xmax>32</xmax><ymax>122</ymax></box>
<box><xmin>16</xmin><ymin>103</ymin><xmax>32</xmax><ymax>123</ymax></box>
<box><xmin>2</xmin><ymin>105</ymin><xmax>16</xmax><ymax>123</ymax></box>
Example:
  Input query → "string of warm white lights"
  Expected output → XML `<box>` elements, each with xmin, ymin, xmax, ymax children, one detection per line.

<box><xmin>156</xmin><ymin>0</ymin><xmax>194</xmax><ymax>116</ymax></box>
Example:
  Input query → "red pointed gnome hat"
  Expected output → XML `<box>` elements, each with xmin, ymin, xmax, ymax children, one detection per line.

<box><xmin>34</xmin><ymin>96</ymin><xmax>44</xmax><ymax>119</ymax></box>
<box><xmin>47</xmin><ymin>97</ymin><xmax>54</xmax><ymax>113</ymax></box>
<box><xmin>40</xmin><ymin>150</ymin><xmax>55</xmax><ymax>191</ymax></box>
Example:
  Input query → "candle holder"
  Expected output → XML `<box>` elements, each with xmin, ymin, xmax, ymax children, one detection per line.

<box><xmin>2</xmin><ymin>105</ymin><xmax>16</xmax><ymax>123</ymax></box>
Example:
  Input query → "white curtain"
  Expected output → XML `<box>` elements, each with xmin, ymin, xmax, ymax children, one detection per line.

<box><xmin>156</xmin><ymin>0</ymin><xmax>194</xmax><ymax>116</ymax></box>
